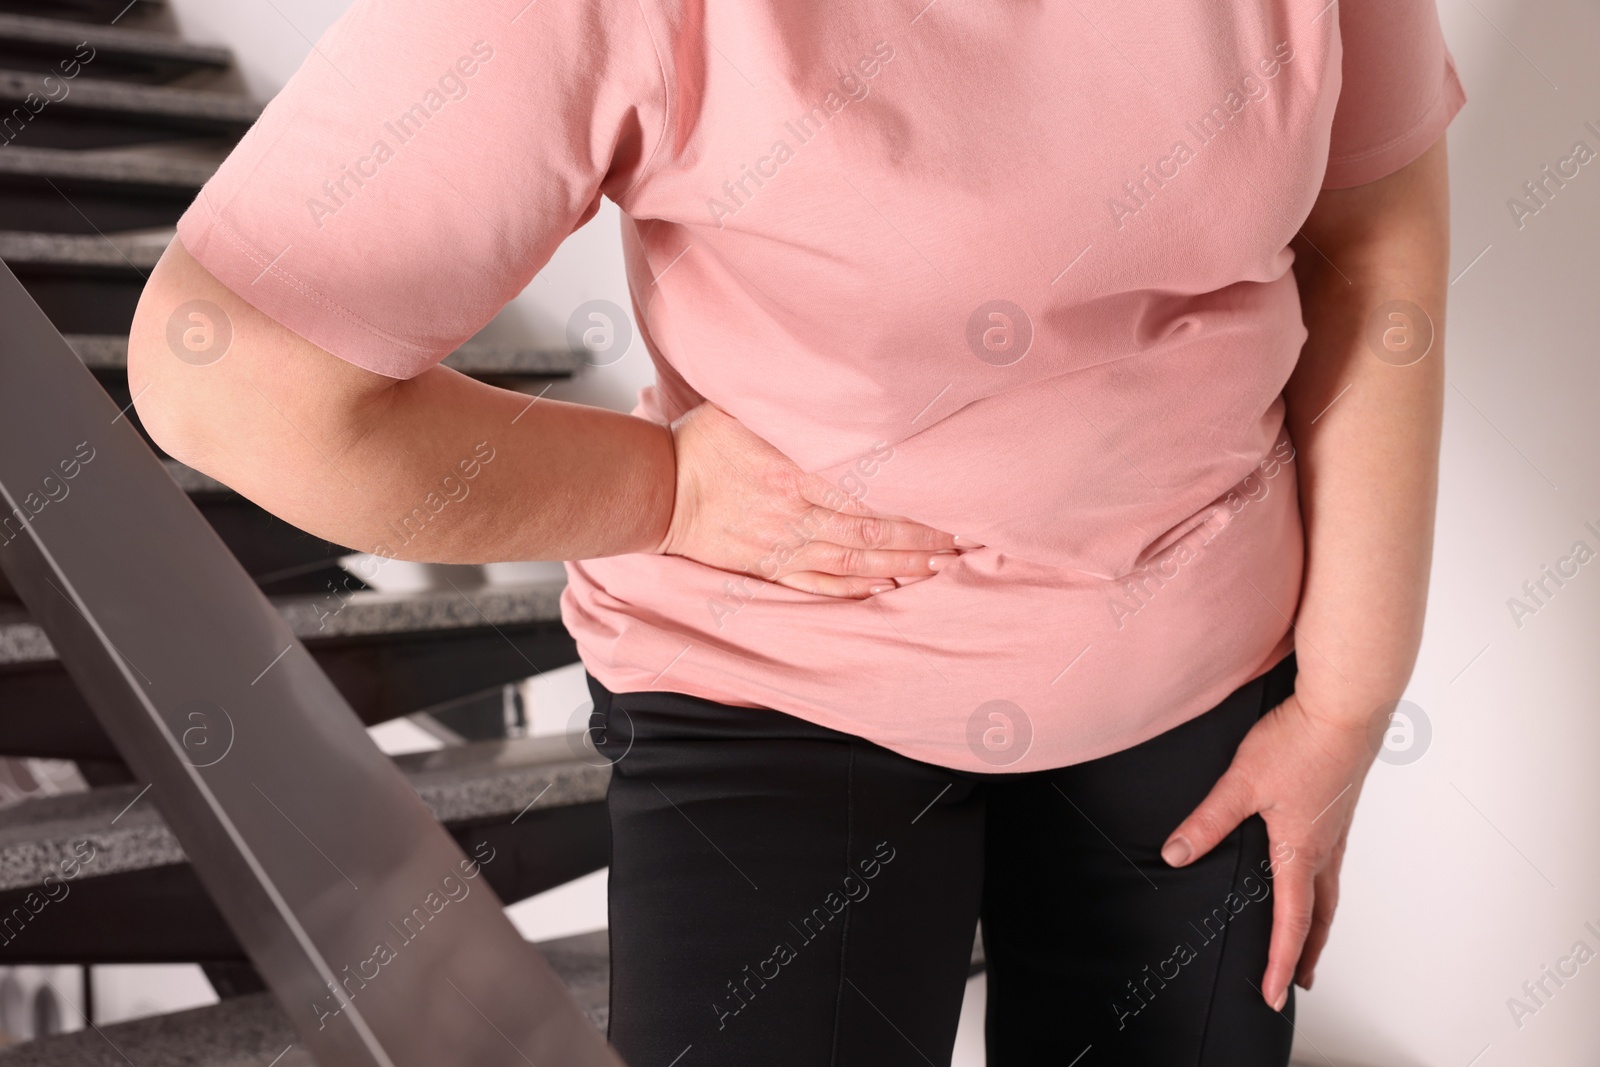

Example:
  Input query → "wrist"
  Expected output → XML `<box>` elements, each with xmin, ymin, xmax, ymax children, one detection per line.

<box><xmin>1291</xmin><ymin>673</ymin><xmax>1414</xmax><ymax>738</ymax></box>
<box><xmin>1284</xmin><ymin>627</ymin><xmax>1423</xmax><ymax>733</ymax></box>
<box><xmin>629</xmin><ymin>417</ymin><xmax>678</xmax><ymax>556</ymax></box>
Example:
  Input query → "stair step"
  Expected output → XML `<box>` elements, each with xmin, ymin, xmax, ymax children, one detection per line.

<box><xmin>0</xmin><ymin>145</ymin><xmax>216</xmax><ymax>189</ymax></box>
<box><xmin>0</xmin><ymin>146</ymin><xmax>214</xmax><ymax>232</ymax></box>
<box><xmin>0</xmin><ymin>579</ymin><xmax>567</xmax><ymax>667</ymax></box>
<box><xmin>0</xmin><ymin>68</ymin><xmax>258</xmax><ymax>149</ymax></box>
<box><xmin>0</xmin><ymin>925</ymin><xmax>982</xmax><ymax>1062</ymax></box>
<box><xmin>71</xmin><ymin>334</ymin><xmax>584</xmax><ymax>378</ymax></box>
<box><xmin>0</xmin><ymin>227</ymin><xmax>169</xmax><ymax>271</ymax></box>
<box><xmin>0</xmin><ymin>14</ymin><xmax>231</xmax><ymax>84</ymax></box>
<box><xmin>0</xmin><ymin>733</ymin><xmax>608</xmax><ymax>894</ymax></box>
<box><xmin>0</xmin><ymin>740</ymin><xmax>609</xmax><ymax>965</ymax></box>
<box><xmin>0</xmin><ymin>929</ymin><xmax>609</xmax><ymax>1065</ymax></box>
<box><xmin>0</xmin><ymin>228</ymin><xmax>162</xmax><ymax>333</ymax></box>
<box><xmin>0</xmin><ymin>1</ymin><xmax>163</xmax><ymax>27</ymax></box>
<box><xmin>0</xmin><ymin>579</ymin><xmax>578</xmax><ymax>764</ymax></box>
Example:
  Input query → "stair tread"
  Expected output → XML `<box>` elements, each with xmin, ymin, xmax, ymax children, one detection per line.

<box><xmin>0</xmin><ymin>929</ymin><xmax>609</xmax><ymax>1065</ymax></box>
<box><xmin>0</xmin><ymin>734</ymin><xmax>608</xmax><ymax>892</ymax></box>
<box><xmin>0</xmin><ymin>578</ymin><xmax>568</xmax><ymax>665</ymax></box>
<box><xmin>69</xmin><ymin>334</ymin><xmax>584</xmax><ymax>376</ymax></box>
<box><xmin>0</xmin><ymin>1</ymin><xmax>165</xmax><ymax>26</ymax></box>
<box><xmin>0</xmin><ymin>145</ymin><xmax>217</xmax><ymax>187</ymax></box>
<box><xmin>0</xmin><ymin>14</ymin><xmax>231</xmax><ymax>68</ymax></box>
<box><xmin>0</xmin><ymin>926</ymin><xmax>980</xmax><ymax>1063</ymax></box>
<box><xmin>0</xmin><ymin>227</ymin><xmax>173</xmax><ymax>270</ymax></box>
<box><xmin>0</xmin><ymin>67</ymin><xmax>260</xmax><ymax>122</ymax></box>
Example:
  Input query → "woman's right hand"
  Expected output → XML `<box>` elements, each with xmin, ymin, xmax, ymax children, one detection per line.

<box><xmin>654</xmin><ymin>402</ymin><xmax>972</xmax><ymax>598</ymax></box>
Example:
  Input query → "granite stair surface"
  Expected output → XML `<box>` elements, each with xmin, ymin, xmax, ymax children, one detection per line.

<box><xmin>0</xmin><ymin>930</ymin><xmax>611</xmax><ymax>1065</ymax></box>
<box><xmin>0</xmin><ymin>930</ymin><xmax>986</xmax><ymax>1064</ymax></box>
<box><xmin>0</xmin><ymin>228</ymin><xmax>169</xmax><ymax>334</ymax></box>
<box><xmin>0</xmin><ymin>13</ymin><xmax>231</xmax><ymax>83</ymax></box>
<box><xmin>0</xmin><ymin>579</ymin><xmax>569</xmax><ymax>668</ymax></box>
<box><xmin>0</xmin><ymin>146</ymin><xmax>214</xmax><ymax>232</ymax></box>
<box><xmin>0</xmin><ymin>0</ymin><xmax>164</xmax><ymax>27</ymax></box>
<box><xmin>0</xmin><ymin>227</ymin><xmax>169</xmax><ymax>271</ymax></box>
<box><xmin>0</xmin><ymin>733</ymin><xmax>608</xmax><ymax>895</ymax></box>
<box><xmin>0</xmin><ymin>68</ymin><xmax>259</xmax><ymax>148</ymax></box>
<box><xmin>0</xmin><ymin>734</ymin><xmax>611</xmax><ymax>964</ymax></box>
<box><xmin>0</xmin><ymin>579</ymin><xmax>579</xmax><ymax>762</ymax></box>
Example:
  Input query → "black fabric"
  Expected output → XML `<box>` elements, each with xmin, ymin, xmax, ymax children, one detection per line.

<box><xmin>589</xmin><ymin>652</ymin><xmax>1299</xmax><ymax>1067</ymax></box>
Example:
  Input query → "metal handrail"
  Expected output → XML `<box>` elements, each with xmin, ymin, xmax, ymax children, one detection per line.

<box><xmin>0</xmin><ymin>261</ymin><xmax>623</xmax><ymax>1066</ymax></box>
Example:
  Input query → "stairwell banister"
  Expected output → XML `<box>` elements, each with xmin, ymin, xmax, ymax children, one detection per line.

<box><xmin>0</xmin><ymin>260</ymin><xmax>624</xmax><ymax>1066</ymax></box>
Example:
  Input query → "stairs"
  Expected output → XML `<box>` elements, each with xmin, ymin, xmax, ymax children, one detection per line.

<box><xmin>0</xmin><ymin>2</ymin><xmax>613</xmax><ymax>1057</ymax></box>
<box><xmin>0</xmin><ymin>70</ymin><xmax>259</xmax><ymax>148</ymax></box>
<box><xmin>0</xmin><ymin>931</ymin><xmax>612</xmax><ymax>1065</ymax></box>
<box><xmin>0</xmin><ymin>14</ymin><xmax>230</xmax><ymax>84</ymax></box>
<box><xmin>0</xmin><ymin>147</ymin><xmax>211</xmax><ymax>232</ymax></box>
<box><xmin>0</xmin><ymin>579</ymin><xmax>578</xmax><ymax>763</ymax></box>
<box><xmin>0</xmin><ymin>735</ymin><xmax>611</xmax><ymax>965</ymax></box>
<box><xmin>0</xmin><ymin>1</ymin><xmax>584</xmax><ymax>592</ymax></box>
<box><xmin>0</xmin><ymin>1</ymin><xmax>163</xmax><ymax>27</ymax></box>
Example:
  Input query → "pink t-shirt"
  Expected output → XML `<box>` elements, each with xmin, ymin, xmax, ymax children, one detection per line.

<box><xmin>176</xmin><ymin>0</ymin><xmax>1465</xmax><ymax>772</ymax></box>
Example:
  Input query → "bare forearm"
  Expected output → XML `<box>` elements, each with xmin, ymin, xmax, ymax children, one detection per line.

<box><xmin>248</xmin><ymin>371</ymin><xmax>675</xmax><ymax>564</ymax></box>
<box><xmin>1283</xmin><ymin>137</ymin><xmax>1450</xmax><ymax>724</ymax></box>
<box><xmin>130</xmin><ymin>239</ymin><xmax>675</xmax><ymax>564</ymax></box>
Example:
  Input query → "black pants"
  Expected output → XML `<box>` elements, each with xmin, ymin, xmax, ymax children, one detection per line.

<box><xmin>587</xmin><ymin>652</ymin><xmax>1298</xmax><ymax>1067</ymax></box>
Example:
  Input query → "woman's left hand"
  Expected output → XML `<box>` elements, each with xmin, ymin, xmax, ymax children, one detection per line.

<box><xmin>1159</xmin><ymin>690</ymin><xmax>1379</xmax><ymax>1012</ymax></box>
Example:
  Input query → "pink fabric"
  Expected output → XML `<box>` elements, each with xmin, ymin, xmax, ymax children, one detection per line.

<box><xmin>177</xmin><ymin>0</ymin><xmax>1465</xmax><ymax>772</ymax></box>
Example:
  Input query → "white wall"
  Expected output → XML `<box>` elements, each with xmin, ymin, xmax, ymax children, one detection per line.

<box><xmin>158</xmin><ymin>3</ymin><xmax>1600</xmax><ymax>1064</ymax></box>
<box><xmin>1289</xmin><ymin>2</ymin><xmax>1600</xmax><ymax>1065</ymax></box>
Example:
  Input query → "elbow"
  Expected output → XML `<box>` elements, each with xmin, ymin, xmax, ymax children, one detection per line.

<box><xmin>125</xmin><ymin>356</ymin><xmax>196</xmax><ymax>472</ymax></box>
<box><xmin>128</xmin><ymin>236</ymin><xmax>403</xmax><ymax>498</ymax></box>
<box><xmin>127</xmin><ymin>271</ymin><xmax>218</xmax><ymax>469</ymax></box>
<box><xmin>128</xmin><ymin>236</ymin><xmax>277</xmax><ymax>478</ymax></box>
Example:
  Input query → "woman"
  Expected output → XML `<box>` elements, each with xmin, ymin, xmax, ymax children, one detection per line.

<box><xmin>130</xmin><ymin>1</ymin><xmax>1464</xmax><ymax>1062</ymax></box>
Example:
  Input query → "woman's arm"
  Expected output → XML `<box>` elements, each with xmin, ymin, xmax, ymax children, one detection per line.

<box><xmin>130</xmin><ymin>238</ymin><xmax>963</xmax><ymax>595</ymax></box>
<box><xmin>1284</xmin><ymin>134</ymin><xmax>1449</xmax><ymax>729</ymax></box>
<box><xmin>132</xmin><ymin>237</ymin><xmax>677</xmax><ymax>563</ymax></box>
<box><xmin>1160</xmin><ymin>132</ymin><xmax>1450</xmax><ymax>1009</ymax></box>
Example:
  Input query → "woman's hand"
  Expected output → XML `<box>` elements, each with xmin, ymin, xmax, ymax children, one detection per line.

<box><xmin>656</xmin><ymin>401</ymin><xmax>971</xmax><ymax>598</ymax></box>
<box><xmin>1159</xmin><ymin>690</ymin><xmax>1378</xmax><ymax>1012</ymax></box>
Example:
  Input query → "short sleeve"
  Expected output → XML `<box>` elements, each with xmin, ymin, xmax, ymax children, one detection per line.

<box><xmin>175</xmin><ymin>0</ymin><xmax>671</xmax><ymax>379</ymax></box>
<box><xmin>1321</xmin><ymin>0</ymin><xmax>1466</xmax><ymax>189</ymax></box>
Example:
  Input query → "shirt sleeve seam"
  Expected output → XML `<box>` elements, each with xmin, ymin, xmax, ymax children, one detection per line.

<box><xmin>188</xmin><ymin>188</ymin><xmax>445</xmax><ymax>364</ymax></box>
<box><xmin>615</xmin><ymin>0</ymin><xmax>674</xmax><ymax>204</ymax></box>
<box><xmin>1324</xmin><ymin>53</ymin><xmax>1458</xmax><ymax>168</ymax></box>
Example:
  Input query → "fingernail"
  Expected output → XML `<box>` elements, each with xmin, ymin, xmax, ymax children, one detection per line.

<box><xmin>928</xmin><ymin>551</ymin><xmax>956</xmax><ymax>571</ymax></box>
<box><xmin>1272</xmin><ymin>988</ymin><xmax>1288</xmax><ymax>1013</ymax></box>
<box><xmin>1160</xmin><ymin>835</ymin><xmax>1192</xmax><ymax>867</ymax></box>
<box><xmin>868</xmin><ymin>585</ymin><xmax>893</xmax><ymax>595</ymax></box>
<box><xmin>953</xmin><ymin>535</ymin><xmax>983</xmax><ymax>549</ymax></box>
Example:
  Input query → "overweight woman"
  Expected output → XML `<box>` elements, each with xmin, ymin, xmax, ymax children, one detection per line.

<box><xmin>130</xmin><ymin>1</ymin><xmax>1464</xmax><ymax>1063</ymax></box>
